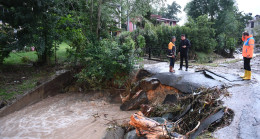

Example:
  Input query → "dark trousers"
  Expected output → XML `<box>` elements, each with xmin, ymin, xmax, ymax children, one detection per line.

<box><xmin>244</xmin><ymin>57</ymin><xmax>251</xmax><ymax>71</ymax></box>
<box><xmin>180</xmin><ymin>53</ymin><xmax>188</xmax><ymax>69</ymax></box>
<box><xmin>170</xmin><ymin>57</ymin><xmax>175</xmax><ymax>67</ymax></box>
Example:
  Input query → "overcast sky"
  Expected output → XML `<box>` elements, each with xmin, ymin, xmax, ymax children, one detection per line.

<box><xmin>167</xmin><ymin>0</ymin><xmax>260</xmax><ymax>25</ymax></box>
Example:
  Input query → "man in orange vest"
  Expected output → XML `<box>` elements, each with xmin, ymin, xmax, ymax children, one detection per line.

<box><xmin>241</xmin><ymin>32</ymin><xmax>255</xmax><ymax>80</ymax></box>
<box><xmin>168</xmin><ymin>36</ymin><xmax>176</xmax><ymax>72</ymax></box>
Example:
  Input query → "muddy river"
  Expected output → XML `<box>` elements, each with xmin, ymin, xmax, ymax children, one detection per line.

<box><xmin>0</xmin><ymin>92</ymin><xmax>134</xmax><ymax>139</ymax></box>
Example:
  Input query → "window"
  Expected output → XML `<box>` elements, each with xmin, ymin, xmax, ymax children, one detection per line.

<box><xmin>251</xmin><ymin>22</ymin><xmax>254</xmax><ymax>28</ymax></box>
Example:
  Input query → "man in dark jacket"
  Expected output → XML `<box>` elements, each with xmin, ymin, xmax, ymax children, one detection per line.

<box><xmin>178</xmin><ymin>34</ymin><xmax>191</xmax><ymax>71</ymax></box>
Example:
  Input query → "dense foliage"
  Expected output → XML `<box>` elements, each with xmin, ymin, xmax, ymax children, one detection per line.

<box><xmin>121</xmin><ymin>15</ymin><xmax>216</xmax><ymax>58</ymax></box>
<box><xmin>75</xmin><ymin>39</ymin><xmax>139</xmax><ymax>88</ymax></box>
<box><xmin>154</xmin><ymin>1</ymin><xmax>181</xmax><ymax>21</ymax></box>
<box><xmin>185</xmin><ymin>0</ymin><xmax>252</xmax><ymax>57</ymax></box>
<box><xmin>0</xmin><ymin>0</ymin><xmax>66</xmax><ymax>64</ymax></box>
<box><xmin>0</xmin><ymin>0</ymin><xmax>163</xmax><ymax>88</ymax></box>
<box><xmin>0</xmin><ymin>0</ymin><xmax>253</xmax><ymax>88</ymax></box>
<box><xmin>0</xmin><ymin>25</ymin><xmax>16</xmax><ymax>63</ymax></box>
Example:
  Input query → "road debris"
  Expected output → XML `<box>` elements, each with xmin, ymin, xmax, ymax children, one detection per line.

<box><xmin>124</xmin><ymin>88</ymin><xmax>234</xmax><ymax>138</ymax></box>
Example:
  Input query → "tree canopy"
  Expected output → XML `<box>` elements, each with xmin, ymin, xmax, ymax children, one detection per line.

<box><xmin>154</xmin><ymin>1</ymin><xmax>181</xmax><ymax>20</ymax></box>
<box><xmin>185</xmin><ymin>0</ymin><xmax>252</xmax><ymax>57</ymax></box>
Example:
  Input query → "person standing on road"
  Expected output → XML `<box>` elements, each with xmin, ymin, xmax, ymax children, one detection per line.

<box><xmin>168</xmin><ymin>36</ymin><xmax>176</xmax><ymax>72</ymax></box>
<box><xmin>241</xmin><ymin>32</ymin><xmax>255</xmax><ymax>80</ymax></box>
<box><xmin>178</xmin><ymin>34</ymin><xmax>191</xmax><ymax>71</ymax></box>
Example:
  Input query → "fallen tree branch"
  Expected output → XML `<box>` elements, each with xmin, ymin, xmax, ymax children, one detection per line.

<box><xmin>185</xmin><ymin>121</ymin><xmax>200</xmax><ymax>136</ymax></box>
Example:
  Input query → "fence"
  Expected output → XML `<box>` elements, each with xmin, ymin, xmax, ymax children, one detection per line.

<box><xmin>145</xmin><ymin>47</ymin><xmax>169</xmax><ymax>61</ymax></box>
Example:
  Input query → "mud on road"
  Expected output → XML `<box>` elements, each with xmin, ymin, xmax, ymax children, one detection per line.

<box><xmin>210</xmin><ymin>54</ymin><xmax>260</xmax><ymax>139</ymax></box>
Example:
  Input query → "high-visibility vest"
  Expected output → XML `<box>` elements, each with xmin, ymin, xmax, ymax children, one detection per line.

<box><xmin>168</xmin><ymin>42</ymin><xmax>176</xmax><ymax>57</ymax></box>
<box><xmin>242</xmin><ymin>36</ymin><xmax>254</xmax><ymax>58</ymax></box>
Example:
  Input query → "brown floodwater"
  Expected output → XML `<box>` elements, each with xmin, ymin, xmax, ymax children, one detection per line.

<box><xmin>0</xmin><ymin>92</ymin><xmax>134</xmax><ymax>139</ymax></box>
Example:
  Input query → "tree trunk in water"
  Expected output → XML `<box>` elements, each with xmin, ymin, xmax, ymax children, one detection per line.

<box><xmin>96</xmin><ymin>0</ymin><xmax>102</xmax><ymax>38</ymax></box>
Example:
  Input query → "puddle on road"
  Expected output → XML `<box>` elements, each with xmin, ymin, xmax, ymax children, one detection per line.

<box><xmin>0</xmin><ymin>93</ymin><xmax>133</xmax><ymax>139</ymax></box>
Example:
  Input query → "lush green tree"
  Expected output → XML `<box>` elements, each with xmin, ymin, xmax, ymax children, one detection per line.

<box><xmin>153</xmin><ymin>1</ymin><xmax>181</xmax><ymax>20</ymax></box>
<box><xmin>164</xmin><ymin>1</ymin><xmax>181</xmax><ymax>20</ymax></box>
<box><xmin>75</xmin><ymin>38</ymin><xmax>138</xmax><ymax>88</ymax></box>
<box><xmin>185</xmin><ymin>15</ymin><xmax>217</xmax><ymax>53</ymax></box>
<box><xmin>185</xmin><ymin>0</ymin><xmax>210</xmax><ymax>19</ymax></box>
<box><xmin>0</xmin><ymin>0</ymin><xmax>66</xmax><ymax>64</ymax></box>
<box><xmin>64</xmin><ymin>0</ymin><xmax>150</xmax><ymax>88</ymax></box>
<box><xmin>184</xmin><ymin>0</ymin><xmax>252</xmax><ymax>57</ymax></box>
<box><xmin>123</xmin><ymin>0</ymin><xmax>164</xmax><ymax>17</ymax></box>
<box><xmin>0</xmin><ymin>25</ymin><xmax>17</xmax><ymax>64</ymax></box>
<box><xmin>143</xmin><ymin>22</ymin><xmax>158</xmax><ymax>56</ymax></box>
<box><xmin>215</xmin><ymin>9</ymin><xmax>238</xmax><ymax>57</ymax></box>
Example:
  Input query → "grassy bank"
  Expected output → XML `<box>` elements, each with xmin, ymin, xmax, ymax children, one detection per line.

<box><xmin>195</xmin><ymin>52</ymin><xmax>221</xmax><ymax>63</ymax></box>
<box><xmin>0</xmin><ymin>43</ymin><xmax>71</xmax><ymax>107</ymax></box>
<box><xmin>3</xmin><ymin>42</ymin><xmax>70</xmax><ymax>65</ymax></box>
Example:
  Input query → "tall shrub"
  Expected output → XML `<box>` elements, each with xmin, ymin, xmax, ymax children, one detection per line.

<box><xmin>75</xmin><ymin>38</ymin><xmax>138</xmax><ymax>88</ymax></box>
<box><xmin>185</xmin><ymin>15</ymin><xmax>217</xmax><ymax>53</ymax></box>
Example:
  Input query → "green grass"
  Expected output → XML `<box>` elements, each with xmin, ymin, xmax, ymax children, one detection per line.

<box><xmin>18</xmin><ymin>80</ymin><xmax>36</xmax><ymax>93</ymax></box>
<box><xmin>3</xmin><ymin>51</ymin><xmax>38</xmax><ymax>65</ymax></box>
<box><xmin>203</xmin><ymin>63</ymin><xmax>219</xmax><ymax>67</ymax></box>
<box><xmin>0</xmin><ymin>69</ymin><xmax>54</xmax><ymax>102</ymax></box>
<box><xmin>223</xmin><ymin>59</ymin><xmax>240</xmax><ymax>64</ymax></box>
<box><xmin>0</xmin><ymin>76</ymin><xmax>37</xmax><ymax>102</ymax></box>
<box><xmin>0</xmin><ymin>89</ymin><xmax>15</xmax><ymax>101</ymax></box>
<box><xmin>3</xmin><ymin>42</ymin><xmax>71</xmax><ymax>65</ymax></box>
<box><xmin>0</xmin><ymin>92</ymin><xmax>17</xmax><ymax>101</ymax></box>
<box><xmin>55</xmin><ymin>42</ymin><xmax>71</xmax><ymax>62</ymax></box>
<box><xmin>195</xmin><ymin>52</ymin><xmax>214</xmax><ymax>63</ymax></box>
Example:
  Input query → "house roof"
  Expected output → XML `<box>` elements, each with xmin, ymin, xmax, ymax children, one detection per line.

<box><xmin>151</xmin><ymin>14</ymin><xmax>178</xmax><ymax>22</ymax></box>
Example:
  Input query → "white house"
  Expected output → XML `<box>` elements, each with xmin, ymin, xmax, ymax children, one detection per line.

<box><xmin>245</xmin><ymin>15</ymin><xmax>260</xmax><ymax>36</ymax></box>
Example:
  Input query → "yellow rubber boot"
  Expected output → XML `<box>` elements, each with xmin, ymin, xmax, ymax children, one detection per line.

<box><xmin>240</xmin><ymin>70</ymin><xmax>247</xmax><ymax>78</ymax></box>
<box><xmin>243</xmin><ymin>71</ymin><xmax>251</xmax><ymax>80</ymax></box>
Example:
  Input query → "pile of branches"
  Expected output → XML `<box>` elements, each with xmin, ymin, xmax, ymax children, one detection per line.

<box><xmin>149</xmin><ymin>87</ymin><xmax>234</xmax><ymax>135</ymax></box>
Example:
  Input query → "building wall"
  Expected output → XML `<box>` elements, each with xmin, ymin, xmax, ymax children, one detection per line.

<box><xmin>129</xmin><ymin>21</ymin><xmax>134</xmax><ymax>32</ymax></box>
<box><xmin>245</xmin><ymin>16</ymin><xmax>260</xmax><ymax>36</ymax></box>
